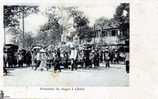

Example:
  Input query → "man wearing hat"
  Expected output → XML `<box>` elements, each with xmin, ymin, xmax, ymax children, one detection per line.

<box><xmin>54</xmin><ymin>48</ymin><xmax>61</xmax><ymax>73</ymax></box>
<box><xmin>83</xmin><ymin>47</ymin><xmax>91</xmax><ymax>69</ymax></box>
<box><xmin>93</xmin><ymin>48</ymin><xmax>100</xmax><ymax>68</ymax></box>
<box><xmin>104</xmin><ymin>48</ymin><xmax>110</xmax><ymax>68</ymax></box>
<box><xmin>70</xmin><ymin>47</ymin><xmax>78</xmax><ymax>71</ymax></box>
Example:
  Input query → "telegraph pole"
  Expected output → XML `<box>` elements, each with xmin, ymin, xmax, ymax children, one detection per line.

<box><xmin>22</xmin><ymin>6</ymin><xmax>25</xmax><ymax>48</ymax></box>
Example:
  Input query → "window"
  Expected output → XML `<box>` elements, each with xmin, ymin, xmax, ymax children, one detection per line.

<box><xmin>112</xmin><ymin>30</ymin><xmax>116</xmax><ymax>36</ymax></box>
<box><xmin>102</xmin><ymin>31</ymin><xmax>107</xmax><ymax>37</ymax></box>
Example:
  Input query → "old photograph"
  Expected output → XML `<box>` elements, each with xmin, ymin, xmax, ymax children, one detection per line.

<box><xmin>3</xmin><ymin>3</ymin><xmax>129</xmax><ymax>86</ymax></box>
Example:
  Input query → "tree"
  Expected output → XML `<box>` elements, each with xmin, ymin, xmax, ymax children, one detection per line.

<box><xmin>23</xmin><ymin>32</ymin><xmax>34</xmax><ymax>48</ymax></box>
<box><xmin>4</xmin><ymin>5</ymin><xmax>39</xmax><ymax>28</ymax></box>
<box><xmin>114</xmin><ymin>3</ymin><xmax>129</xmax><ymax>41</ymax></box>
<box><xmin>6</xmin><ymin>27</ymin><xmax>21</xmax><ymax>44</ymax></box>
<box><xmin>4</xmin><ymin>6</ymin><xmax>20</xmax><ymax>28</ymax></box>
<box><xmin>95</xmin><ymin>17</ymin><xmax>110</xmax><ymax>26</ymax></box>
<box><xmin>68</xmin><ymin>7</ymin><xmax>90</xmax><ymax>40</ymax></box>
<box><xmin>114</xmin><ymin>3</ymin><xmax>129</xmax><ymax>25</ymax></box>
<box><xmin>38</xmin><ymin>6</ymin><xmax>91</xmax><ymax>46</ymax></box>
<box><xmin>4</xmin><ymin>5</ymin><xmax>39</xmax><ymax>47</ymax></box>
<box><xmin>38</xmin><ymin>6</ymin><xmax>63</xmax><ymax>46</ymax></box>
<box><xmin>38</xmin><ymin>6</ymin><xmax>81</xmax><ymax>46</ymax></box>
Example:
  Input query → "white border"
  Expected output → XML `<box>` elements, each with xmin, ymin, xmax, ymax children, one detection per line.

<box><xmin>1</xmin><ymin>0</ymin><xmax>158</xmax><ymax>98</ymax></box>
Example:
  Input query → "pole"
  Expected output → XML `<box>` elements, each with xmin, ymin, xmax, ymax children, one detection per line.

<box><xmin>22</xmin><ymin>6</ymin><xmax>25</xmax><ymax>48</ymax></box>
<box><xmin>101</xmin><ymin>25</ymin><xmax>103</xmax><ymax>45</ymax></box>
<box><xmin>4</xmin><ymin>26</ymin><xmax>6</xmax><ymax>45</ymax></box>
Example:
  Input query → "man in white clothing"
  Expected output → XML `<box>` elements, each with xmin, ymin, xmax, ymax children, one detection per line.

<box><xmin>70</xmin><ymin>47</ymin><xmax>78</xmax><ymax>71</ymax></box>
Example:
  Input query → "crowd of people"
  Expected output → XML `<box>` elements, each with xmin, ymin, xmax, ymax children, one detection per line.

<box><xmin>3</xmin><ymin>45</ymin><xmax>129</xmax><ymax>75</ymax></box>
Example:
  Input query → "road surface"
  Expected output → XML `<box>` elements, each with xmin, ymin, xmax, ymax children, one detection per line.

<box><xmin>3</xmin><ymin>64</ymin><xmax>129</xmax><ymax>87</ymax></box>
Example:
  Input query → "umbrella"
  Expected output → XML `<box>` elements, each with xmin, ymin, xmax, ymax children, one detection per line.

<box><xmin>40</xmin><ymin>49</ymin><xmax>46</xmax><ymax>53</ymax></box>
<box><xmin>32</xmin><ymin>46</ymin><xmax>41</xmax><ymax>49</ymax></box>
<box><xmin>66</xmin><ymin>42</ymin><xmax>75</xmax><ymax>48</ymax></box>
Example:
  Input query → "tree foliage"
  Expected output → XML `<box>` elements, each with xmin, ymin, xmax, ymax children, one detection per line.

<box><xmin>68</xmin><ymin>7</ymin><xmax>90</xmax><ymax>39</ymax></box>
<box><xmin>114</xmin><ymin>3</ymin><xmax>129</xmax><ymax>22</ymax></box>
<box><xmin>4</xmin><ymin>6</ymin><xmax>39</xmax><ymax>48</ymax></box>
<box><xmin>38</xmin><ymin>7</ymin><xmax>64</xmax><ymax>46</ymax></box>
<box><xmin>95</xmin><ymin>17</ymin><xmax>112</xmax><ymax>29</ymax></box>
<box><xmin>4</xmin><ymin>5</ymin><xmax>39</xmax><ymax>28</ymax></box>
<box><xmin>113</xmin><ymin>3</ymin><xmax>129</xmax><ymax>41</ymax></box>
<box><xmin>114</xmin><ymin>3</ymin><xmax>129</xmax><ymax>30</ymax></box>
<box><xmin>38</xmin><ymin>6</ymin><xmax>91</xmax><ymax>46</ymax></box>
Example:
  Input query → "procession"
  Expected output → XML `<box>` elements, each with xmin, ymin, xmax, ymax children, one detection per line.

<box><xmin>3</xmin><ymin>43</ymin><xmax>129</xmax><ymax>73</ymax></box>
<box><xmin>3</xmin><ymin>3</ymin><xmax>129</xmax><ymax>86</ymax></box>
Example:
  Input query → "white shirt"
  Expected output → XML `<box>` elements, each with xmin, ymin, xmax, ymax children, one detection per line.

<box><xmin>70</xmin><ymin>49</ymin><xmax>77</xmax><ymax>59</ymax></box>
<box><xmin>36</xmin><ymin>53</ymin><xmax>40</xmax><ymax>60</ymax></box>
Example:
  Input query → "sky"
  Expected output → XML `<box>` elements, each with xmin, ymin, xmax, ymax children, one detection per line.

<box><xmin>21</xmin><ymin>13</ymin><xmax>48</xmax><ymax>36</ymax></box>
<box><xmin>19</xmin><ymin>2</ymin><xmax>120</xmax><ymax>36</ymax></box>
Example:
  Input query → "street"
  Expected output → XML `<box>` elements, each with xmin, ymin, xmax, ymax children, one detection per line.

<box><xmin>3</xmin><ymin>64</ymin><xmax>129</xmax><ymax>87</ymax></box>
